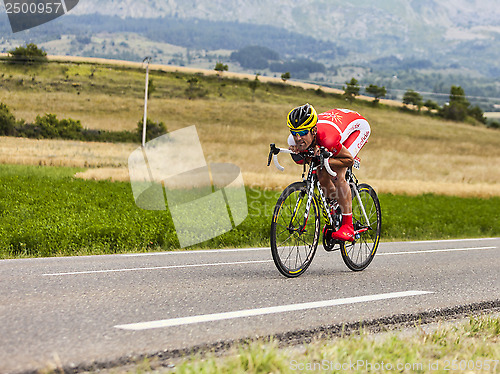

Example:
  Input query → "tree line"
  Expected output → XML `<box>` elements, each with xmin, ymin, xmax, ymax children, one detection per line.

<box><xmin>342</xmin><ymin>78</ymin><xmax>498</xmax><ymax>128</ymax></box>
<box><xmin>229</xmin><ymin>46</ymin><xmax>326</xmax><ymax>79</ymax></box>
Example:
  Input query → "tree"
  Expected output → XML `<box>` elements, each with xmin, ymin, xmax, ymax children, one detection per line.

<box><xmin>214</xmin><ymin>61</ymin><xmax>228</xmax><ymax>75</ymax></box>
<box><xmin>0</xmin><ymin>103</ymin><xmax>17</xmax><ymax>136</ymax></box>
<box><xmin>249</xmin><ymin>74</ymin><xmax>260</xmax><ymax>100</ymax></box>
<box><xmin>365</xmin><ymin>84</ymin><xmax>387</xmax><ymax>104</ymax></box>
<box><xmin>449</xmin><ymin>85</ymin><xmax>469</xmax><ymax>107</ymax></box>
<box><xmin>343</xmin><ymin>78</ymin><xmax>360</xmax><ymax>102</ymax></box>
<box><xmin>424</xmin><ymin>100</ymin><xmax>440</xmax><ymax>111</ymax></box>
<box><xmin>8</xmin><ymin>43</ymin><xmax>48</xmax><ymax>64</ymax></box>
<box><xmin>468</xmin><ymin>105</ymin><xmax>487</xmax><ymax>124</ymax></box>
<box><xmin>147</xmin><ymin>78</ymin><xmax>156</xmax><ymax>99</ymax></box>
<box><xmin>402</xmin><ymin>90</ymin><xmax>424</xmax><ymax>111</ymax></box>
<box><xmin>281</xmin><ymin>72</ymin><xmax>291</xmax><ymax>82</ymax></box>
<box><xmin>441</xmin><ymin>86</ymin><xmax>469</xmax><ymax>122</ymax></box>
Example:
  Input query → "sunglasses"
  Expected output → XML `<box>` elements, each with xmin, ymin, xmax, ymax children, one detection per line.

<box><xmin>290</xmin><ymin>129</ymin><xmax>310</xmax><ymax>136</ymax></box>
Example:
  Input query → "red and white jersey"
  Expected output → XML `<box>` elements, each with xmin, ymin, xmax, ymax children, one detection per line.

<box><xmin>288</xmin><ymin>108</ymin><xmax>371</xmax><ymax>158</ymax></box>
<box><xmin>316</xmin><ymin>109</ymin><xmax>370</xmax><ymax>157</ymax></box>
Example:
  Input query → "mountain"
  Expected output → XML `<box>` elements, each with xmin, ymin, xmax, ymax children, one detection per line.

<box><xmin>70</xmin><ymin>0</ymin><xmax>500</xmax><ymax>50</ymax></box>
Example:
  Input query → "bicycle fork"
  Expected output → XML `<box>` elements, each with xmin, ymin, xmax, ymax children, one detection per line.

<box><xmin>288</xmin><ymin>182</ymin><xmax>316</xmax><ymax>233</ymax></box>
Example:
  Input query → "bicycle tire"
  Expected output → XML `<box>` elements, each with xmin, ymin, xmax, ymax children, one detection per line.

<box><xmin>270</xmin><ymin>181</ymin><xmax>320</xmax><ymax>277</ymax></box>
<box><xmin>341</xmin><ymin>183</ymin><xmax>381</xmax><ymax>271</ymax></box>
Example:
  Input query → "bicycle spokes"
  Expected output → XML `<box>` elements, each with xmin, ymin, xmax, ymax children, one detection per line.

<box><xmin>271</xmin><ymin>182</ymin><xmax>320</xmax><ymax>277</ymax></box>
<box><xmin>341</xmin><ymin>184</ymin><xmax>381</xmax><ymax>271</ymax></box>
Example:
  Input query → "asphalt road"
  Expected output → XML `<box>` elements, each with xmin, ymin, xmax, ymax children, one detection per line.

<box><xmin>0</xmin><ymin>238</ymin><xmax>499</xmax><ymax>373</ymax></box>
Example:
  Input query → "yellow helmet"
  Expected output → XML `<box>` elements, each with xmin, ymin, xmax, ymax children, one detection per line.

<box><xmin>287</xmin><ymin>103</ymin><xmax>318</xmax><ymax>131</ymax></box>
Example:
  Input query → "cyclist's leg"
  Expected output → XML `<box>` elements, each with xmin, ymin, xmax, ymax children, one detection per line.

<box><xmin>316</xmin><ymin>168</ymin><xmax>336</xmax><ymax>200</ymax></box>
<box><xmin>317</xmin><ymin>166</ymin><xmax>351</xmax><ymax>214</ymax></box>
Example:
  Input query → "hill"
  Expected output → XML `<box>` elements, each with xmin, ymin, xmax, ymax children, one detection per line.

<box><xmin>2</xmin><ymin>1</ymin><xmax>500</xmax><ymax>110</ymax></box>
<box><xmin>0</xmin><ymin>56</ymin><xmax>499</xmax><ymax>197</ymax></box>
<box><xmin>68</xmin><ymin>0</ymin><xmax>500</xmax><ymax>75</ymax></box>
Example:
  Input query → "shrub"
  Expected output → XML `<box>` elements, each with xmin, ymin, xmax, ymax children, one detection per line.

<box><xmin>8</xmin><ymin>43</ymin><xmax>48</xmax><ymax>64</ymax></box>
<box><xmin>185</xmin><ymin>77</ymin><xmax>208</xmax><ymax>99</ymax></box>
<box><xmin>0</xmin><ymin>102</ymin><xmax>17</xmax><ymax>136</ymax></box>
<box><xmin>214</xmin><ymin>61</ymin><xmax>228</xmax><ymax>73</ymax></box>
<box><xmin>137</xmin><ymin>118</ymin><xmax>168</xmax><ymax>142</ymax></box>
<box><xmin>34</xmin><ymin>113</ymin><xmax>83</xmax><ymax>139</ymax></box>
<box><xmin>58</xmin><ymin>118</ymin><xmax>85</xmax><ymax>139</ymax></box>
<box><xmin>486</xmin><ymin>120</ymin><xmax>500</xmax><ymax>129</ymax></box>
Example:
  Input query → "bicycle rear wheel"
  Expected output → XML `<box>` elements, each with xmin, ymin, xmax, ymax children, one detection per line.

<box><xmin>341</xmin><ymin>183</ymin><xmax>381</xmax><ymax>271</ymax></box>
<box><xmin>270</xmin><ymin>182</ymin><xmax>320</xmax><ymax>277</ymax></box>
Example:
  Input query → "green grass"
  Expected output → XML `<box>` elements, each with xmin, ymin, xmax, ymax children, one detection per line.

<box><xmin>380</xmin><ymin>193</ymin><xmax>500</xmax><ymax>240</ymax></box>
<box><xmin>169</xmin><ymin>315</ymin><xmax>500</xmax><ymax>374</ymax></box>
<box><xmin>0</xmin><ymin>164</ymin><xmax>498</xmax><ymax>259</ymax></box>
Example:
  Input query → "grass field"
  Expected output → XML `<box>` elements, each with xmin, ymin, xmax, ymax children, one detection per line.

<box><xmin>0</xmin><ymin>164</ymin><xmax>498</xmax><ymax>259</ymax></box>
<box><xmin>1</xmin><ymin>58</ymin><xmax>500</xmax><ymax>198</ymax></box>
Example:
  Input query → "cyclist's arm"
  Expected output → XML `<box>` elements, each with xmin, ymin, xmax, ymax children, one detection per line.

<box><xmin>328</xmin><ymin>145</ymin><xmax>354</xmax><ymax>169</ymax></box>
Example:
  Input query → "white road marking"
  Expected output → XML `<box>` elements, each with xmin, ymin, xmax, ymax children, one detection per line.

<box><xmin>42</xmin><ymin>260</ymin><xmax>273</xmax><ymax>276</ymax></box>
<box><xmin>396</xmin><ymin>238</ymin><xmax>498</xmax><ymax>244</ymax></box>
<box><xmin>119</xmin><ymin>238</ymin><xmax>499</xmax><ymax>257</ymax></box>
<box><xmin>378</xmin><ymin>246</ymin><xmax>496</xmax><ymax>256</ymax></box>
<box><xmin>120</xmin><ymin>247</ymin><xmax>269</xmax><ymax>257</ymax></box>
<box><xmin>42</xmin><ymin>246</ymin><xmax>496</xmax><ymax>276</ymax></box>
<box><xmin>114</xmin><ymin>290</ymin><xmax>433</xmax><ymax>330</ymax></box>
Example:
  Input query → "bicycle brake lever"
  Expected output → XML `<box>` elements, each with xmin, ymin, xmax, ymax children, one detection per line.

<box><xmin>267</xmin><ymin>143</ymin><xmax>279</xmax><ymax>166</ymax></box>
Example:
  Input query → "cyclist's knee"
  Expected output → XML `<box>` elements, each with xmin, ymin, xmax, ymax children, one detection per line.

<box><xmin>331</xmin><ymin>167</ymin><xmax>348</xmax><ymax>184</ymax></box>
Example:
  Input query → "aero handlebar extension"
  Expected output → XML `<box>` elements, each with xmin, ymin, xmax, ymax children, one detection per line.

<box><xmin>267</xmin><ymin>143</ymin><xmax>337</xmax><ymax>177</ymax></box>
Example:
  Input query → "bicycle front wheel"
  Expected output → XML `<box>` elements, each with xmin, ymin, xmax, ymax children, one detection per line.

<box><xmin>341</xmin><ymin>183</ymin><xmax>381</xmax><ymax>271</ymax></box>
<box><xmin>270</xmin><ymin>182</ymin><xmax>320</xmax><ymax>277</ymax></box>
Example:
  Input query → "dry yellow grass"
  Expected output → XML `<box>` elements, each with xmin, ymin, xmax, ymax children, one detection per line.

<box><xmin>46</xmin><ymin>55</ymin><xmax>403</xmax><ymax>106</ymax></box>
<box><xmin>1</xmin><ymin>56</ymin><xmax>499</xmax><ymax>197</ymax></box>
<box><xmin>0</xmin><ymin>137</ymin><xmax>135</xmax><ymax>168</ymax></box>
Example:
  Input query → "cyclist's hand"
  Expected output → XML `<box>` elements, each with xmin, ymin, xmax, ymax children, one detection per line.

<box><xmin>303</xmin><ymin>146</ymin><xmax>320</xmax><ymax>163</ymax></box>
<box><xmin>288</xmin><ymin>145</ymin><xmax>300</xmax><ymax>153</ymax></box>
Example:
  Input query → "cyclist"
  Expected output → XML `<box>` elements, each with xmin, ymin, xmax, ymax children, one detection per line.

<box><xmin>287</xmin><ymin>103</ymin><xmax>371</xmax><ymax>241</ymax></box>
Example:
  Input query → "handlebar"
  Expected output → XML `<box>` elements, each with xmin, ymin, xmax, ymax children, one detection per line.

<box><xmin>267</xmin><ymin>144</ymin><xmax>337</xmax><ymax>177</ymax></box>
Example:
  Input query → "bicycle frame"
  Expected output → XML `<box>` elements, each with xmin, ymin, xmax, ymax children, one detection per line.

<box><xmin>289</xmin><ymin>160</ymin><xmax>372</xmax><ymax>238</ymax></box>
<box><xmin>292</xmin><ymin>162</ymin><xmax>335</xmax><ymax>233</ymax></box>
<box><xmin>268</xmin><ymin>144</ymin><xmax>371</xmax><ymax>236</ymax></box>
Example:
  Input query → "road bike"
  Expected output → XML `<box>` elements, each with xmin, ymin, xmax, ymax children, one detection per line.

<box><xmin>267</xmin><ymin>144</ymin><xmax>382</xmax><ymax>277</ymax></box>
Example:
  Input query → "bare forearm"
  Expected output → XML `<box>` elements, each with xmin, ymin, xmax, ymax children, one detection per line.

<box><xmin>328</xmin><ymin>156</ymin><xmax>354</xmax><ymax>169</ymax></box>
<box><xmin>329</xmin><ymin>145</ymin><xmax>354</xmax><ymax>169</ymax></box>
